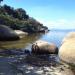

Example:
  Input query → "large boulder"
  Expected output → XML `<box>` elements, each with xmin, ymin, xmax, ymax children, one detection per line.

<box><xmin>31</xmin><ymin>40</ymin><xmax>58</xmax><ymax>54</ymax></box>
<box><xmin>0</xmin><ymin>25</ymin><xmax>20</xmax><ymax>41</ymax></box>
<box><xmin>59</xmin><ymin>32</ymin><xmax>75</xmax><ymax>64</ymax></box>
<box><xmin>62</xmin><ymin>32</ymin><xmax>75</xmax><ymax>43</ymax></box>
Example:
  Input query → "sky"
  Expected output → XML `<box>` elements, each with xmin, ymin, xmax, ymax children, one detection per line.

<box><xmin>2</xmin><ymin>0</ymin><xmax>75</xmax><ymax>29</ymax></box>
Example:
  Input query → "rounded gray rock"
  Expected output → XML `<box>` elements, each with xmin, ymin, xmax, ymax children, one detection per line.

<box><xmin>0</xmin><ymin>25</ymin><xmax>20</xmax><ymax>41</ymax></box>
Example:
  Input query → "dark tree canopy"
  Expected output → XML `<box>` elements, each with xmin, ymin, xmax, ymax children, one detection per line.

<box><xmin>15</xmin><ymin>8</ymin><xmax>29</xmax><ymax>20</ymax></box>
<box><xmin>0</xmin><ymin>4</ymin><xmax>29</xmax><ymax>20</ymax></box>
<box><xmin>0</xmin><ymin>4</ymin><xmax>47</xmax><ymax>33</ymax></box>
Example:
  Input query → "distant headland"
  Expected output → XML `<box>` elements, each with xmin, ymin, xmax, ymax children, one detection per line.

<box><xmin>0</xmin><ymin>4</ymin><xmax>48</xmax><ymax>33</ymax></box>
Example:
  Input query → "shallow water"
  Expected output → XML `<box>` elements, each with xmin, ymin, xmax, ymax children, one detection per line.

<box><xmin>0</xmin><ymin>33</ymin><xmax>44</xmax><ymax>49</ymax></box>
<box><xmin>0</xmin><ymin>30</ymin><xmax>71</xmax><ymax>49</ymax></box>
<box><xmin>0</xmin><ymin>29</ymin><xmax>75</xmax><ymax>75</ymax></box>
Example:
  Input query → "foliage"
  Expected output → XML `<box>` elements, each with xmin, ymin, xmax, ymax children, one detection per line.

<box><xmin>0</xmin><ymin>4</ymin><xmax>47</xmax><ymax>33</ymax></box>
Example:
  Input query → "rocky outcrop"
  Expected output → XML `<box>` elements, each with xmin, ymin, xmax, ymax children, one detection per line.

<box><xmin>0</xmin><ymin>25</ymin><xmax>20</xmax><ymax>41</ymax></box>
<box><xmin>59</xmin><ymin>32</ymin><xmax>75</xmax><ymax>64</ymax></box>
<box><xmin>31</xmin><ymin>40</ymin><xmax>58</xmax><ymax>54</ymax></box>
<box><xmin>14</xmin><ymin>30</ymin><xmax>28</xmax><ymax>38</ymax></box>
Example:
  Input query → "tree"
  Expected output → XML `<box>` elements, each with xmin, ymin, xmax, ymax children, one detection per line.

<box><xmin>15</xmin><ymin>8</ymin><xmax>29</xmax><ymax>20</ymax></box>
<box><xmin>3</xmin><ymin>4</ymin><xmax>14</xmax><ymax>15</ymax></box>
<box><xmin>0</xmin><ymin>4</ymin><xmax>45</xmax><ymax>33</ymax></box>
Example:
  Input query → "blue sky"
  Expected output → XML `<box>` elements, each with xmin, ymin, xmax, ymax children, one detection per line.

<box><xmin>2</xmin><ymin>0</ymin><xmax>75</xmax><ymax>29</ymax></box>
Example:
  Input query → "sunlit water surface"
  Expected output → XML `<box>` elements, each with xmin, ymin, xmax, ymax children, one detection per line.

<box><xmin>0</xmin><ymin>29</ymin><xmax>75</xmax><ymax>75</ymax></box>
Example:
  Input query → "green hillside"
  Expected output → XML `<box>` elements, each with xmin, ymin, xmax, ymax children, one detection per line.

<box><xmin>0</xmin><ymin>4</ymin><xmax>48</xmax><ymax>33</ymax></box>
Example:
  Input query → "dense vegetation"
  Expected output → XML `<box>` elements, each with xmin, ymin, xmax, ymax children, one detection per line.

<box><xmin>0</xmin><ymin>4</ymin><xmax>48</xmax><ymax>33</ymax></box>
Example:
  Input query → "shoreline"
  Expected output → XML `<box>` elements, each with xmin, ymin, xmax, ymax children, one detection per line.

<box><xmin>0</xmin><ymin>51</ymin><xmax>74</xmax><ymax>75</ymax></box>
<box><xmin>0</xmin><ymin>30</ymin><xmax>75</xmax><ymax>75</ymax></box>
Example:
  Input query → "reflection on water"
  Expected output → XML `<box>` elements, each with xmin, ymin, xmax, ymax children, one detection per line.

<box><xmin>0</xmin><ymin>33</ymin><xmax>44</xmax><ymax>49</ymax></box>
<box><xmin>0</xmin><ymin>30</ymin><xmax>74</xmax><ymax>75</ymax></box>
<box><xmin>40</xmin><ymin>30</ymin><xmax>68</xmax><ymax>47</ymax></box>
<box><xmin>0</xmin><ymin>30</ymin><xmax>70</xmax><ymax>49</ymax></box>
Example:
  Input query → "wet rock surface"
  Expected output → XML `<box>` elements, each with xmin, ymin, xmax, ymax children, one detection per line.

<box><xmin>0</xmin><ymin>48</ymin><xmax>30</xmax><ymax>56</ymax></box>
<box><xmin>0</xmin><ymin>54</ymin><xmax>74</xmax><ymax>75</ymax></box>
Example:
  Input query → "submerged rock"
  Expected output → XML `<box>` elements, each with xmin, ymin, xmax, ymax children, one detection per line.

<box><xmin>0</xmin><ymin>25</ymin><xmax>20</xmax><ymax>41</ymax></box>
<box><xmin>59</xmin><ymin>32</ymin><xmax>75</xmax><ymax>64</ymax></box>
